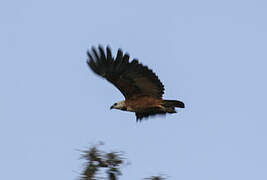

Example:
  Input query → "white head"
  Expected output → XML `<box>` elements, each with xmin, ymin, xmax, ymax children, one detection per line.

<box><xmin>110</xmin><ymin>101</ymin><xmax>126</xmax><ymax>111</ymax></box>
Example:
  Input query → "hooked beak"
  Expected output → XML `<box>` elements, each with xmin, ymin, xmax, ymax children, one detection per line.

<box><xmin>110</xmin><ymin>105</ymin><xmax>114</xmax><ymax>110</ymax></box>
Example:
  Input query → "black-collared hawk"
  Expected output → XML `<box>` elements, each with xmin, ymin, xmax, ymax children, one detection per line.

<box><xmin>87</xmin><ymin>46</ymin><xmax>184</xmax><ymax>121</ymax></box>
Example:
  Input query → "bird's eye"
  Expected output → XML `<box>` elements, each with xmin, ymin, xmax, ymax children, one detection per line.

<box><xmin>114</xmin><ymin>103</ymin><xmax>117</xmax><ymax>106</ymax></box>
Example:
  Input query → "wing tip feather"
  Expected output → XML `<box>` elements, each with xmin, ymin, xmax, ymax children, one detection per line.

<box><xmin>87</xmin><ymin>45</ymin><xmax>165</xmax><ymax>98</ymax></box>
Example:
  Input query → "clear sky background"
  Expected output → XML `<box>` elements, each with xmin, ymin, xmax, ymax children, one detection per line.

<box><xmin>1</xmin><ymin>0</ymin><xmax>267</xmax><ymax>179</ymax></box>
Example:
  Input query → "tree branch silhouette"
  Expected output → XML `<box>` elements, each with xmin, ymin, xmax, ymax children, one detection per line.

<box><xmin>80</xmin><ymin>144</ymin><xmax>167</xmax><ymax>180</ymax></box>
<box><xmin>80</xmin><ymin>144</ymin><xmax>124</xmax><ymax>180</ymax></box>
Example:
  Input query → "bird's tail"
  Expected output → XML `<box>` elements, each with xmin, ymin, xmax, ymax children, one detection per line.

<box><xmin>162</xmin><ymin>100</ymin><xmax>185</xmax><ymax>108</ymax></box>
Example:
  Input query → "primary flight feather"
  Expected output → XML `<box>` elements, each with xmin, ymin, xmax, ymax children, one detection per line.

<box><xmin>87</xmin><ymin>45</ymin><xmax>184</xmax><ymax>121</ymax></box>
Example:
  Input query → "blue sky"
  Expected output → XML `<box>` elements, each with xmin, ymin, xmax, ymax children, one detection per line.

<box><xmin>1</xmin><ymin>0</ymin><xmax>267</xmax><ymax>179</ymax></box>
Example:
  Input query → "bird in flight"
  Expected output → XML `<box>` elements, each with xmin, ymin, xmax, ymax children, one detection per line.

<box><xmin>87</xmin><ymin>45</ymin><xmax>184</xmax><ymax>121</ymax></box>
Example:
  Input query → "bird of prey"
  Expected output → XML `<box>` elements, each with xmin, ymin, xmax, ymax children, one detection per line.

<box><xmin>87</xmin><ymin>45</ymin><xmax>184</xmax><ymax>121</ymax></box>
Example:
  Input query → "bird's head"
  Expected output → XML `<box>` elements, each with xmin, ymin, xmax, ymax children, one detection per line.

<box><xmin>110</xmin><ymin>101</ymin><xmax>126</xmax><ymax>111</ymax></box>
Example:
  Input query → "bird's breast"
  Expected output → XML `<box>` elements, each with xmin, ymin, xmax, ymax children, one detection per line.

<box><xmin>125</xmin><ymin>96</ymin><xmax>162</xmax><ymax>112</ymax></box>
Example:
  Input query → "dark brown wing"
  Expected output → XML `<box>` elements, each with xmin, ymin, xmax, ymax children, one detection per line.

<box><xmin>135</xmin><ymin>108</ymin><xmax>167</xmax><ymax>122</ymax></box>
<box><xmin>87</xmin><ymin>45</ymin><xmax>164</xmax><ymax>99</ymax></box>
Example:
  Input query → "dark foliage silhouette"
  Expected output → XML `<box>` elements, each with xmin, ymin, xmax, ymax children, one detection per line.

<box><xmin>79</xmin><ymin>144</ymin><xmax>167</xmax><ymax>180</ymax></box>
<box><xmin>80</xmin><ymin>144</ymin><xmax>125</xmax><ymax>180</ymax></box>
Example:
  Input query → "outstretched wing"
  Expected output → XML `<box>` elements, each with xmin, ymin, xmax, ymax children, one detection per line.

<box><xmin>87</xmin><ymin>46</ymin><xmax>164</xmax><ymax>99</ymax></box>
